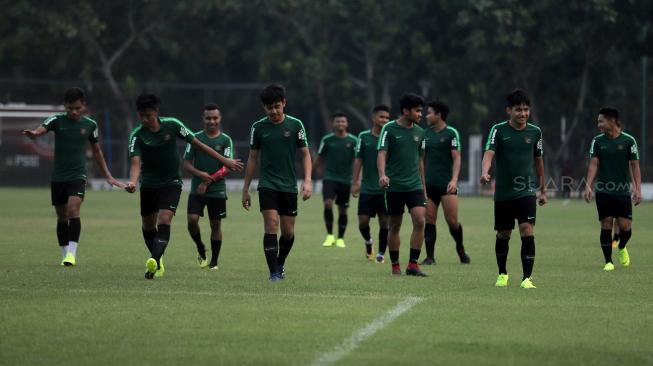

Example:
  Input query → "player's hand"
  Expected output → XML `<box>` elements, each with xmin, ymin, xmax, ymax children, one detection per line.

<box><xmin>22</xmin><ymin>129</ymin><xmax>38</xmax><ymax>139</ymax></box>
<box><xmin>446</xmin><ymin>180</ymin><xmax>458</xmax><ymax>194</ymax></box>
<box><xmin>480</xmin><ymin>174</ymin><xmax>491</xmax><ymax>184</ymax></box>
<box><xmin>224</xmin><ymin>158</ymin><xmax>244</xmax><ymax>172</ymax></box>
<box><xmin>583</xmin><ymin>187</ymin><xmax>593</xmax><ymax>203</ymax></box>
<box><xmin>632</xmin><ymin>190</ymin><xmax>642</xmax><ymax>206</ymax></box>
<box><xmin>198</xmin><ymin>172</ymin><xmax>215</xmax><ymax>184</ymax></box>
<box><xmin>538</xmin><ymin>191</ymin><xmax>548</xmax><ymax>206</ymax></box>
<box><xmin>242</xmin><ymin>189</ymin><xmax>251</xmax><ymax>210</ymax></box>
<box><xmin>379</xmin><ymin>175</ymin><xmax>390</xmax><ymax>189</ymax></box>
<box><xmin>107</xmin><ymin>176</ymin><xmax>125</xmax><ymax>189</ymax></box>
<box><xmin>197</xmin><ymin>182</ymin><xmax>208</xmax><ymax>195</ymax></box>
<box><xmin>351</xmin><ymin>181</ymin><xmax>360</xmax><ymax>198</ymax></box>
<box><xmin>125</xmin><ymin>181</ymin><xmax>137</xmax><ymax>194</ymax></box>
<box><xmin>301</xmin><ymin>180</ymin><xmax>312</xmax><ymax>201</ymax></box>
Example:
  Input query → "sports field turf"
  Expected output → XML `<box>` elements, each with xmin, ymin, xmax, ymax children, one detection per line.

<box><xmin>1</xmin><ymin>188</ymin><xmax>651</xmax><ymax>365</ymax></box>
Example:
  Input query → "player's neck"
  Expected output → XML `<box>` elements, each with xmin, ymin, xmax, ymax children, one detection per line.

<box><xmin>205</xmin><ymin>129</ymin><xmax>221</xmax><ymax>138</ymax></box>
<box><xmin>371</xmin><ymin>126</ymin><xmax>381</xmax><ymax>136</ymax></box>
<box><xmin>397</xmin><ymin>117</ymin><xmax>414</xmax><ymax>128</ymax></box>
<box><xmin>334</xmin><ymin>130</ymin><xmax>347</xmax><ymax>137</ymax></box>
<box><xmin>269</xmin><ymin>114</ymin><xmax>286</xmax><ymax>125</ymax></box>
<box><xmin>605</xmin><ymin>127</ymin><xmax>621</xmax><ymax>139</ymax></box>
<box><xmin>432</xmin><ymin>120</ymin><xmax>447</xmax><ymax>132</ymax></box>
<box><xmin>147</xmin><ymin>119</ymin><xmax>162</xmax><ymax>132</ymax></box>
<box><xmin>508</xmin><ymin>119</ymin><xmax>527</xmax><ymax>130</ymax></box>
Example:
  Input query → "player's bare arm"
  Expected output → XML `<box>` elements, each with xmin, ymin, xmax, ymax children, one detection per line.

<box><xmin>125</xmin><ymin>156</ymin><xmax>141</xmax><ymax>193</ymax></box>
<box><xmin>241</xmin><ymin>149</ymin><xmax>259</xmax><ymax>210</ymax></box>
<box><xmin>300</xmin><ymin>146</ymin><xmax>312</xmax><ymax>201</ymax></box>
<box><xmin>419</xmin><ymin>155</ymin><xmax>427</xmax><ymax>200</ymax></box>
<box><xmin>351</xmin><ymin>158</ymin><xmax>363</xmax><ymax>197</ymax></box>
<box><xmin>22</xmin><ymin>126</ymin><xmax>48</xmax><ymax>139</ymax></box>
<box><xmin>377</xmin><ymin>150</ymin><xmax>389</xmax><ymax>188</ymax></box>
<box><xmin>480</xmin><ymin>150</ymin><xmax>494</xmax><ymax>184</ymax></box>
<box><xmin>630</xmin><ymin>160</ymin><xmax>642</xmax><ymax>205</ymax></box>
<box><xmin>535</xmin><ymin>156</ymin><xmax>547</xmax><ymax>206</ymax></box>
<box><xmin>90</xmin><ymin>143</ymin><xmax>124</xmax><ymax>188</ymax></box>
<box><xmin>584</xmin><ymin>157</ymin><xmax>599</xmax><ymax>203</ymax></box>
<box><xmin>448</xmin><ymin>149</ymin><xmax>461</xmax><ymax>194</ymax></box>
<box><xmin>191</xmin><ymin>138</ymin><xmax>243</xmax><ymax>171</ymax></box>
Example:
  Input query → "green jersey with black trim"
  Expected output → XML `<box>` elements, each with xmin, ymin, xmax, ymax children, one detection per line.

<box><xmin>424</xmin><ymin>125</ymin><xmax>461</xmax><ymax>188</ymax></box>
<box><xmin>355</xmin><ymin>129</ymin><xmax>383</xmax><ymax>195</ymax></box>
<box><xmin>128</xmin><ymin>117</ymin><xmax>195</xmax><ymax>188</ymax></box>
<box><xmin>377</xmin><ymin>120</ymin><xmax>425</xmax><ymax>192</ymax></box>
<box><xmin>589</xmin><ymin>132</ymin><xmax>639</xmax><ymax>196</ymax></box>
<box><xmin>41</xmin><ymin>113</ymin><xmax>99</xmax><ymax>182</ymax></box>
<box><xmin>317</xmin><ymin>132</ymin><xmax>358</xmax><ymax>184</ymax></box>
<box><xmin>485</xmin><ymin>121</ymin><xmax>543</xmax><ymax>201</ymax></box>
<box><xmin>249</xmin><ymin>115</ymin><xmax>308</xmax><ymax>193</ymax></box>
<box><xmin>184</xmin><ymin>131</ymin><xmax>233</xmax><ymax>198</ymax></box>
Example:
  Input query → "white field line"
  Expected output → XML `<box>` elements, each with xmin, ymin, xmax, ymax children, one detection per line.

<box><xmin>310</xmin><ymin>296</ymin><xmax>425</xmax><ymax>366</ymax></box>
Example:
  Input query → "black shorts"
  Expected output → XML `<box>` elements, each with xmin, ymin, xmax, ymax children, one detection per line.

<box><xmin>51</xmin><ymin>180</ymin><xmax>86</xmax><ymax>206</ymax></box>
<box><xmin>323</xmin><ymin>180</ymin><xmax>351</xmax><ymax>207</ymax></box>
<box><xmin>426</xmin><ymin>184</ymin><xmax>457</xmax><ymax>205</ymax></box>
<box><xmin>140</xmin><ymin>186</ymin><xmax>182</xmax><ymax>216</ymax></box>
<box><xmin>595</xmin><ymin>192</ymin><xmax>632</xmax><ymax>221</ymax></box>
<box><xmin>494</xmin><ymin>196</ymin><xmax>536</xmax><ymax>231</ymax></box>
<box><xmin>357</xmin><ymin>193</ymin><xmax>387</xmax><ymax>217</ymax></box>
<box><xmin>258</xmin><ymin>187</ymin><xmax>298</xmax><ymax>216</ymax></box>
<box><xmin>385</xmin><ymin>190</ymin><xmax>426</xmax><ymax>216</ymax></box>
<box><xmin>187</xmin><ymin>194</ymin><xmax>227</xmax><ymax>221</ymax></box>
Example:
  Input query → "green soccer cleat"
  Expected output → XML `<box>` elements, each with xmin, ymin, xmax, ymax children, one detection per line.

<box><xmin>322</xmin><ymin>234</ymin><xmax>335</xmax><ymax>247</ymax></box>
<box><xmin>603</xmin><ymin>262</ymin><xmax>615</xmax><ymax>271</ymax></box>
<box><xmin>155</xmin><ymin>257</ymin><xmax>165</xmax><ymax>278</ymax></box>
<box><xmin>618</xmin><ymin>248</ymin><xmax>630</xmax><ymax>267</ymax></box>
<box><xmin>145</xmin><ymin>258</ymin><xmax>157</xmax><ymax>279</ymax></box>
<box><xmin>198</xmin><ymin>256</ymin><xmax>209</xmax><ymax>268</ymax></box>
<box><xmin>335</xmin><ymin>238</ymin><xmax>346</xmax><ymax>248</ymax></box>
<box><xmin>520</xmin><ymin>277</ymin><xmax>536</xmax><ymax>289</ymax></box>
<box><xmin>62</xmin><ymin>253</ymin><xmax>76</xmax><ymax>267</ymax></box>
<box><xmin>495</xmin><ymin>274</ymin><xmax>509</xmax><ymax>287</ymax></box>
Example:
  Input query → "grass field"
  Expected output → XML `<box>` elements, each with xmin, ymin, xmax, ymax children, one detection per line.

<box><xmin>1</xmin><ymin>187</ymin><xmax>652</xmax><ymax>366</ymax></box>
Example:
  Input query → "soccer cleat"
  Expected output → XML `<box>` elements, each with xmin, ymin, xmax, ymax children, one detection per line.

<box><xmin>391</xmin><ymin>263</ymin><xmax>402</xmax><ymax>276</ymax></box>
<box><xmin>145</xmin><ymin>258</ymin><xmax>157</xmax><ymax>279</ymax></box>
<box><xmin>420</xmin><ymin>257</ymin><xmax>436</xmax><ymax>266</ymax></box>
<box><xmin>520</xmin><ymin>277</ymin><xmax>536</xmax><ymax>289</ymax></box>
<box><xmin>618</xmin><ymin>248</ymin><xmax>630</xmax><ymax>267</ymax></box>
<box><xmin>495</xmin><ymin>274</ymin><xmax>509</xmax><ymax>287</ymax></box>
<box><xmin>322</xmin><ymin>234</ymin><xmax>335</xmax><ymax>247</ymax></box>
<box><xmin>375</xmin><ymin>253</ymin><xmax>385</xmax><ymax>264</ymax></box>
<box><xmin>603</xmin><ymin>262</ymin><xmax>615</xmax><ymax>271</ymax></box>
<box><xmin>209</xmin><ymin>260</ymin><xmax>218</xmax><ymax>270</ymax></box>
<box><xmin>198</xmin><ymin>256</ymin><xmax>209</xmax><ymax>268</ymax></box>
<box><xmin>457</xmin><ymin>249</ymin><xmax>471</xmax><ymax>264</ymax></box>
<box><xmin>405</xmin><ymin>263</ymin><xmax>428</xmax><ymax>277</ymax></box>
<box><xmin>279</xmin><ymin>265</ymin><xmax>285</xmax><ymax>279</ymax></box>
<box><xmin>155</xmin><ymin>257</ymin><xmax>165</xmax><ymax>278</ymax></box>
<box><xmin>611</xmin><ymin>239</ymin><xmax>620</xmax><ymax>249</ymax></box>
<box><xmin>62</xmin><ymin>253</ymin><xmax>76</xmax><ymax>267</ymax></box>
<box><xmin>269</xmin><ymin>272</ymin><xmax>284</xmax><ymax>282</ymax></box>
<box><xmin>335</xmin><ymin>238</ymin><xmax>346</xmax><ymax>248</ymax></box>
<box><xmin>366</xmin><ymin>252</ymin><xmax>375</xmax><ymax>261</ymax></box>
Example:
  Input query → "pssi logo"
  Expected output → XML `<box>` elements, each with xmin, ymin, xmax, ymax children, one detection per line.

<box><xmin>80</xmin><ymin>129</ymin><xmax>86</xmax><ymax>134</ymax></box>
<box><xmin>524</xmin><ymin>137</ymin><xmax>532</xmax><ymax>144</ymax></box>
<box><xmin>164</xmin><ymin>134</ymin><xmax>171</xmax><ymax>141</ymax></box>
<box><xmin>283</xmin><ymin>129</ymin><xmax>291</xmax><ymax>137</ymax></box>
<box><xmin>413</xmin><ymin>135</ymin><xmax>420</xmax><ymax>142</ymax></box>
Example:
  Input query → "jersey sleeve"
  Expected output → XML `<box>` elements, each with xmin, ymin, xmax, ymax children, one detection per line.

<box><xmin>249</xmin><ymin>124</ymin><xmax>260</xmax><ymax>150</ymax></box>
<box><xmin>355</xmin><ymin>134</ymin><xmax>364</xmax><ymax>159</ymax></box>
<box><xmin>128</xmin><ymin>131</ymin><xmax>141</xmax><ymax>158</ymax></box>
<box><xmin>628</xmin><ymin>138</ymin><xmax>640</xmax><ymax>161</ymax></box>
<box><xmin>317</xmin><ymin>136</ymin><xmax>328</xmax><ymax>156</ymax></box>
<box><xmin>224</xmin><ymin>134</ymin><xmax>234</xmax><ymax>158</ymax></box>
<box><xmin>589</xmin><ymin>137</ymin><xmax>600</xmax><ymax>159</ymax></box>
<box><xmin>183</xmin><ymin>141</ymin><xmax>195</xmax><ymax>161</ymax></box>
<box><xmin>534</xmin><ymin>129</ymin><xmax>543</xmax><ymax>157</ymax></box>
<box><xmin>296</xmin><ymin>120</ymin><xmax>308</xmax><ymax>148</ymax></box>
<box><xmin>419</xmin><ymin>135</ymin><xmax>426</xmax><ymax>157</ymax></box>
<box><xmin>41</xmin><ymin>115</ymin><xmax>58</xmax><ymax>131</ymax></box>
<box><xmin>485</xmin><ymin>124</ymin><xmax>500</xmax><ymax>151</ymax></box>
<box><xmin>175</xmin><ymin>120</ymin><xmax>195</xmax><ymax>143</ymax></box>
<box><xmin>450</xmin><ymin>128</ymin><xmax>461</xmax><ymax>151</ymax></box>
<box><xmin>88</xmin><ymin>123</ymin><xmax>99</xmax><ymax>144</ymax></box>
<box><xmin>377</xmin><ymin>125</ymin><xmax>390</xmax><ymax>151</ymax></box>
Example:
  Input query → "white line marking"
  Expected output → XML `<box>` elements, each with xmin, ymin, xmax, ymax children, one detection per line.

<box><xmin>310</xmin><ymin>296</ymin><xmax>424</xmax><ymax>366</ymax></box>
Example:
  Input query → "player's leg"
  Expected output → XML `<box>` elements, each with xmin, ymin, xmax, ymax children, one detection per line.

<box><xmin>207</xmin><ymin>198</ymin><xmax>226</xmax><ymax>269</ymax></box>
<box><xmin>187</xmin><ymin>194</ymin><xmax>207</xmax><ymax>264</ymax></box>
<box><xmin>385</xmin><ymin>192</ymin><xmax>404</xmax><ymax>275</ymax></box>
<box><xmin>442</xmin><ymin>194</ymin><xmax>469</xmax><ymax>263</ymax></box>
<box><xmin>405</xmin><ymin>191</ymin><xmax>427</xmax><ymax>277</ymax></box>
<box><xmin>515</xmin><ymin>196</ymin><xmax>537</xmax><ymax>288</ymax></box>
<box><xmin>422</xmin><ymin>196</ymin><xmax>438</xmax><ymax>265</ymax></box>
<box><xmin>611</xmin><ymin>220</ymin><xmax>620</xmax><ymax>248</ymax></box>
<box><xmin>61</xmin><ymin>195</ymin><xmax>83</xmax><ymax>265</ymax></box>
<box><xmin>358</xmin><ymin>213</ymin><xmax>373</xmax><ymax>259</ymax></box>
<box><xmin>335</xmin><ymin>183</ymin><xmax>351</xmax><ymax>247</ymax></box>
<box><xmin>147</xmin><ymin>186</ymin><xmax>182</xmax><ymax>278</ymax></box>
<box><xmin>322</xmin><ymin>180</ymin><xmax>336</xmax><ymax>246</ymax></box>
<box><xmin>258</xmin><ymin>188</ymin><xmax>284</xmax><ymax>279</ymax></box>
<box><xmin>615</xmin><ymin>195</ymin><xmax>633</xmax><ymax>266</ymax></box>
<box><xmin>53</xmin><ymin>197</ymin><xmax>69</xmax><ymax>263</ymax></box>
<box><xmin>276</xmin><ymin>191</ymin><xmax>297</xmax><ymax>278</ymax></box>
<box><xmin>494</xmin><ymin>199</ymin><xmax>514</xmax><ymax>286</ymax></box>
<box><xmin>596</xmin><ymin>192</ymin><xmax>615</xmax><ymax>270</ymax></box>
<box><xmin>377</xmin><ymin>211</ymin><xmax>389</xmax><ymax>263</ymax></box>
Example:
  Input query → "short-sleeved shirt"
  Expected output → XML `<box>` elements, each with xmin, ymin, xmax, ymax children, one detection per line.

<box><xmin>589</xmin><ymin>132</ymin><xmax>639</xmax><ymax>196</ymax></box>
<box><xmin>424</xmin><ymin>125</ymin><xmax>461</xmax><ymax>188</ymax></box>
<box><xmin>249</xmin><ymin>115</ymin><xmax>308</xmax><ymax>193</ymax></box>
<box><xmin>183</xmin><ymin>131</ymin><xmax>233</xmax><ymax>198</ymax></box>
<box><xmin>128</xmin><ymin>117</ymin><xmax>195</xmax><ymax>188</ymax></box>
<box><xmin>355</xmin><ymin>129</ymin><xmax>383</xmax><ymax>195</ymax></box>
<box><xmin>41</xmin><ymin>113</ymin><xmax>99</xmax><ymax>182</ymax></box>
<box><xmin>317</xmin><ymin>132</ymin><xmax>358</xmax><ymax>184</ymax></box>
<box><xmin>377</xmin><ymin>120</ymin><xmax>425</xmax><ymax>192</ymax></box>
<box><xmin>485</xmin><ymin>121</ymin><xmax>543</xmax><ymax>201</ymax></box>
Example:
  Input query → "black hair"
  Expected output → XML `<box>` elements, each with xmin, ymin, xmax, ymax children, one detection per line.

<box><xmin>204</xmin><ymin>103</ymin><xmax>220</xmax><ymax>111</ymax></box>
<box><xmin>427</xmin><ymin>100</ymin><xmax>449</xmax><ymax>121</ymax></box>
<box><xmin>372</xmin><ymin>104</ymin><xmax>390</xmax><ymax>114</ymax></box>
<box><xmin>63</xmin><ymin>87</ymin><xmax>85</xmax><ymax>103</ymax></box>
<box><xmin>599</xmin><ymin>106</ymin><xmax>620</xmax><ymax>126</ymax></box>
<box><xmin>332</xmin><ymin>112</ymin><xmax>347</xmax><ymax>120</ymax></box>
<box><xmin>260</xmin><ymin>84</ymin><xmax>286</xmax><ymax>105</ymax></box>
<box><xmin>399</xmin><ymin>93</ymin><xmax>424</xmax><ymax>114</ymax></box>
<box><xmin>136</xmin><ymin>93</ymin><xmax>161</xmax><ymax>112</ymax></box>
<box><xmin>506</xmin><ymin>88</ymin><xmax>530</xmax><ymax>107</ymax></box>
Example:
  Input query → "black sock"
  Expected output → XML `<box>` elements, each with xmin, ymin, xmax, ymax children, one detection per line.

<box><xmin>324</xmin><ymin>207</ymin><xmax>334</xmax><ymax>234</ymax></box>
<box><xmin>263</xmin><ymin>233</ymin><xmax>279</xmax><ymax>275</ymax></box>
<box><xmin>68</xmin><ymin>217</ymin><xmax>81</xmax><ymax>242</ymax></box>
<box><xmin>389</xmin><ymin>250</ymin><xmax>399</xmax><ymax>264</ymax></box>
<box><xmin>142</xmin><ymin>228</ymin><xmax>157</xmax><ymax>255</ymax></box>
<box><xmin>189</xmin><ymin>229</ymin><xmax>206</xmax><ymax>259</ymax></box>
<box><xmin>409</xmin><ymin>248</ymin><xmax>421</xmax><ymax>264</ymax></box>
<box><xmin>278</xmin><ymin>235</ymin><xmax>295</xmax><ymax>267</ymax></box>
<box><xmin>495</xmin><ymin>237</ymin><xmax>509</xmax><ymax>274</ymax></box>
<box><xmin>338</xmin><ymin>214</ymin><xmax>347</xmax><ymax>238</ymax></box>
<box><xmin>151</xmin><ymin>224</ymin><xmax>171</xmax><ymax>265</ymax></box>
<box><xmin>57</xmin><ymin>221</ymin><xmax>69</xmax><ymax>247</ymax></box>
<box><xmin>359</xmin><ymin>224</ymin><xmax>371</xmax><ymax>242</ymax></box>
<box><xmin>378</xmin><ymin>228</ymin><xmax>389</xmax><ymax>254</ymax></box>
<box><xmin>210</xmin><ymin>240</ymin><xmax>222</xmax><ymax>264</ymax></box>
<box><xmin>618</xmin><ymin>229</ymin><xmax>631</xmax><ymax>250</ymax></box>
<box><xmin>521</xmin><ymin>236</ymin><xmax>535</xmax><ymax>279</ymax></box>
<box><xmin>600</xmin><ymin>229</ymin><xmax>612</xmax><ymax>263</ymax></box>
<box><xmin>613</xmin><ymin>232</ymin><xmax>620</xmax><ymax>242</ymax></box>
<box><xmin>424</xmin><ymin>223</ymin><xmax>436</xmax><ymax>259</ymax></box>
<box><xmin>450</xmin><ymin>224</ymin><xmax>464</xmax><ymax>251</ymax></box>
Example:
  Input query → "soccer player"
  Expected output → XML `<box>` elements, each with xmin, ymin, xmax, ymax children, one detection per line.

<box><xmin>22</xmin><ymin>87</ymin><xmax>123</xmax><ymax>266</ymax></box>
<box><xmin>352</xmin><ymin>105</ymin><xmax>390</xmax><ymax>263</ymax></box>
<box><xmin>125</xmin><ymin>93</ymin><xmax>243</xmax><ymax>279</ymax></box>
<box><xmin>421</xmin><ymin>100</ymin><xmax>470</xmax><ymax>265</ymax></box>
<box><xmin>583</xmin><ymin>107</ymin><xmax>641</xmax><ymax>271</ymax></box>
<box><xmin>480</xmin><ymin>89</ymin><xmax>546</xmax><ymax>289</ymax></box>
<box><xmin>377</xmin><ymin>93</ymin><xmax>428</xmax><ymax>277</ymax></box>
<box><xmin>315</xmin><ymin>113</ymin><xmax>358</xmax><ymax>248</ymax></box>
<box><xmin>183</xmin><ymin>103</ymin><xmax>233</xmax><ymax>270</ymax></box>
<box><xmin>241</xmin><ymin>84</ymin><xmax>312</xmax><ymax>281</ymax></box>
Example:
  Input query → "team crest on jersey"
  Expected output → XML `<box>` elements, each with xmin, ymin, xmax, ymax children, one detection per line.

<box><xmin>346</xmin><ymin>142</ymin><xmax>352</xmax><ymax>148</ymax></box>
<box><xmin>524</xmin><ymin>137</ymin><xmax>532</xmax><ymax>144</ymax></box>
<box><xmin>618</xmin><ymin>145</ymin><xmax>624</xmax><ymax>150</ymax></box>
<box><xmin>440</xmin><ymin>137</ymin><xmax>445</xmax><ymax>142</ymax></box>
<box><xmin>80</xmin><ymin>128</ymin><xmax>86</xmax><ymax>134</ymax></box>
<box><xmin>413</xmin><ymin>135</ymin><xmax>420</xmax><ymax>142</ymax></box>
<box><xmin>215</xmin><ymin>144</ymin><xmax>222</xmax><ymax>151</ymax></box>
<box><xmin>164</xmin><ymin>134</ymin><xmax>171</xmax><ymax>141</ymax></box>
<box><xmin>283</xmin><ymin>129</ymin><xmax>291</xmax><ymax>137</ymax></box>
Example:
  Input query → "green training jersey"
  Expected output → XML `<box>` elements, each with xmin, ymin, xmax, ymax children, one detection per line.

<box><xmin>183</xmin><ymin>131</ymin><xmax>233</xmax><ymax>198</ymax></box>
<box><xmin>377</xmin><ymin>120</ymin><xmax>425</xmax><ymax>192</ymax></box>
<box><xmin>249</xmin><ymin>115</ymin><xmax>308</xmax><ymax>193</ymax></box>
<box><xmin>485</xmin><ymin>121</ymin><xmax>543</xmax><ymax>201</ymax></box>
<box><xmin>424</xmin><ymin>125</ymin><xmax>461</xmax><ymax>188</ymax></box>
<box><xmin>355</xmin><ymin>129</ymin><xmax>383</xmax><ymax>195</ymax></box>
<box><xmin>128</xmin><ymin>117</ymin><xmax>195</xmax><ymax>188</ymax></box>
<box><xmin>317</xmin><ymin>132</ymin><xmax>358</xmax><ymax>184</ymax></box>
<box><xmin>589</xmin><ymin>132</ymin><xmax>639</xmax><ymax>196</ymax></box>
<box><xmin>41</xmin><ymin>113</ymin><xmax>99</xmax><ymax>182</ymax></box>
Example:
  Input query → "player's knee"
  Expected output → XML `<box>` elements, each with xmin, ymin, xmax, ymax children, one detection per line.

<box><xmin>518</xmin><ymin>223</ymin><xmax>533</xmax><ymax>236</ymax></box>
<box><xmin>337</xmin><ymin>204</ymin><xmax>347</xmax><ymax>214</ymax></box>
<box><xmin>323</xmin><ymin>199</ymin><xmax>333</xmax><ymax>209</ymax></box>
<box><xmin>446</xmin><ymin>216</ymin><xmax>458</xmax><ymax>229</ymax></box>
<box><xmin>600</xmin><ymin>219</ymin><xmax>613</xmax><ymax>230</ymax></box>
<box><xmin>497</xmin><ymin>230</ymin><xmax>511</xmax><ymax>240</ymax></box>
